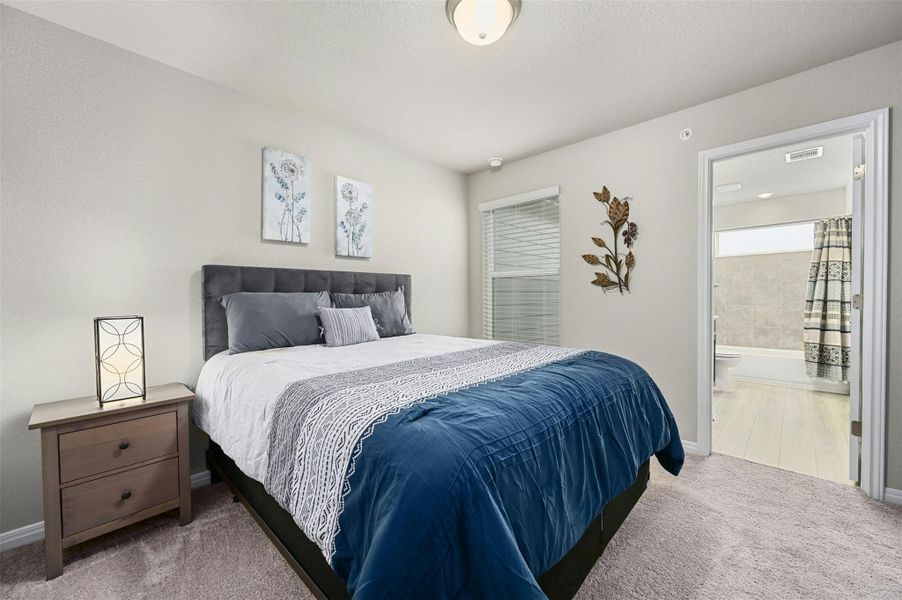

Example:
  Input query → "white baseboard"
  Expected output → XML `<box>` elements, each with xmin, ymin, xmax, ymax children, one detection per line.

<box><xmin>681</xmin><ymin>439</ymin><xmax>705</xmax><ymax>455</ymax></box>
<box><xmin>0</xmin><ymin>521</ymin><xmax>44</xmax><ymax>553</ymax></box>
<box><xmin>190</xmin><ymin>469</ymin><xmax>212</xmax><ymax>488</ymax></box>
<box><xmin>884</xmin><ymin>487</ymin><xmax>902</xmax><ymax>506</ymax></box>
<box><xmin>0</xmin><ymin>469</ymin><xmax>213</xmax><ymax>553</ymax></box>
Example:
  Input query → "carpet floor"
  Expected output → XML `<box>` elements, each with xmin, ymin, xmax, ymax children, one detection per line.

<box><xmin>2</xmin><ymin>454</ymin><xmax>900</xmax><ymax>599</ymax></box>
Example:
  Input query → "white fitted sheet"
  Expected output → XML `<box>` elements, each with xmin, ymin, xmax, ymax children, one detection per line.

<box><xmin>193</xmin><ymin>333</ymin><xmax>495</xmax><ymax>483</ymax></box>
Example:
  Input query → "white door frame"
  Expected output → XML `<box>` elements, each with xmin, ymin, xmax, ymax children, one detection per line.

<box><xmin>696</xmin><ymin>108</ymin><xmax>889</xmax><ymax>500</ymax></box>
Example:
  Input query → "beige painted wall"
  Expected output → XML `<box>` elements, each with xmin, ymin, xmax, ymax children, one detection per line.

<box><xmin>0</xmin><ymin>9</ymin><xmax>469</xmax><ymax>532</ymax></box>
<box><xmin>468</xmin><ymin>41</ymin><xmax>902</xmax><ymax>487</ymax></box>
<box><xmin>713</xmin><ymin>189</ymin><xmax>846</xmax><ymax>230</ymax></box>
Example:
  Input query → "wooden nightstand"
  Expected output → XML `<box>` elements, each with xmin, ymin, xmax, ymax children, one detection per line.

<box><xmin>28</xmin><ymin>383</ymin><xmax>194</xmax><ymax>579</ymax></box>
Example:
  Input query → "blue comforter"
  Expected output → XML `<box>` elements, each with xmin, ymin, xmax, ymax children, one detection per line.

<box><xmin>329</xmin><ymin>350</ymin><xmax>683</xmax><ymax>599</ymax></box>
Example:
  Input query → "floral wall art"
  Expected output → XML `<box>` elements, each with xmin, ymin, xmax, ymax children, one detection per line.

<box><xmin>262</xmin><ymin>147</ymin><xmax>311</xmax><ymax>244</ymax></box>
<box><xmin>335</xmin><ymin>175</ymin><xmax>373</xmax><ymax>258</ymax></box>
<box><xmin>581</xmin><ymin>186</ymin><xmax>638</xmax><ymax>294</ymax></box>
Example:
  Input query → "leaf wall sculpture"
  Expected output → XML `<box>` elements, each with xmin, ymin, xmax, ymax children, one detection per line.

<box><xmin>582</xmin><ymin>186</ymin><xmax>638</xmax><ymax>294</ymax></box>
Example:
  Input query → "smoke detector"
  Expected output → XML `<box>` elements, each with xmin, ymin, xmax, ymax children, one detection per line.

<box><xmin>488</xmin><ymin>157</ymin><xmax>504</xmax><ymax>172</ymax></box>
<box><xmin>785</xmin><ymin>146</ymin><xmax>824</xmax><ymax>163</ymax></box>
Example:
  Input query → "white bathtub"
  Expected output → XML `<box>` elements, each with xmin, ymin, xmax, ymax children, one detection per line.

<box><xmin>718</xmin><ymin>345</ymin><xmax>850</xmax><ymax>395</ymax></box>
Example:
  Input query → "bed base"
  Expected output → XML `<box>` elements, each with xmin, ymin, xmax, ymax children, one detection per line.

<box><xmin>206</xmin><ymin>441</ymin><xmax>648</xmax><ymax>600</ymax></box>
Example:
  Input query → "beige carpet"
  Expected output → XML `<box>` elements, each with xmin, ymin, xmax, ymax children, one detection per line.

<box><xmin>2</xmin><ymin>454</ymin><xmax>900</xmax><ymax>599</ymax></box>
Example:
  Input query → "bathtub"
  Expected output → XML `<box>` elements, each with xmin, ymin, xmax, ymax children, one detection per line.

<box><xmin>718</xmin><ymin>345</ymin><xmax>850</xmax><ymax>395</ymax></box>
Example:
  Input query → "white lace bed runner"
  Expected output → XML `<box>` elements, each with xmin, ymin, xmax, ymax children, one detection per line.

<box><xmin>264</xmin><ymin>341</ymin><xmax>584</xmax><ymax>563</ymax></box>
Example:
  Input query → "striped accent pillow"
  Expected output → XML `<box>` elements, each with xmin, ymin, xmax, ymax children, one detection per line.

<box><xmin>318</xmin><ymin>306</ymin><xmax>380</xmax><ymax>347</ymax></box>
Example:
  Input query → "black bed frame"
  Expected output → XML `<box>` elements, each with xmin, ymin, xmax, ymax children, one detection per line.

<box><xmin>200</xmin><ymin>265</ymin><xmax>650</xmax><ymax>599</ymax></box>
<box><xmin>207</xmin><ymin>443</ymin><xmax>648</xmax><ymax>600</ymax></box>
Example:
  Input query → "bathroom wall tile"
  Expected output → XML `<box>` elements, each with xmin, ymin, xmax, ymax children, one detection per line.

<box><xmin>780</xmin><ymin>305</ymin><xmax>804</xmax><ymax>330</ymax></box>
<box><xmin>735</xmin><ymin>278</ymin><xmax>756</xmax><ymax>299</ymax></box>
<box><xmin>731</xmin><ymin>326</ymin><xmax>755</xmax><ymax>347</ymax></box>
<box><xmin>720</xmin><ymin>285</ymin><xmax>741</xmax><ymax>306</ymax></box>
<box><xmin>753</xmin><ymin>305</ymin><xmax>781</xmax><ymax>329</ymax></box>
<box><xmin>749</xmin><ymin>263</ymin><xmax>769</xmax><ymax>283</ymax></box>
<box><xmin>723</xmin><ymin>304</ymin><xmax>751</xmax><ymax>335</ymax></box>
<box><xmin>761</xmin><ymin>254</ymin><xmax>782</xmax><ymax>270</ymax></box>
<box><xmin>717</xmin><ymin>325</ymin><xmax>735</xmax><ymax>346</ymax></box>
<box><xmin>782</xmin><ymin>294</ymin><xmax>806</xmax><ymax>317</ymax></box>
<box><xmin>716</xmin><ymin>322</ymin><xmax>732</xmax><ymax>344</ymax></box>
<box><xmin>780</xmin><ymin>329</ymin><xmax>803</xmax><ymax>351</ymax></box>
<box><xmin>759</xmin><ymin>284</ymin><xmax>783</xmax><ymax>308</ymax></box>
<box><xmin>780</xmin><ymin>280</ymin><xmax>806</xmax><ymax>302</ymax></box>
<box><xmin>756</xmin><ymin>326</ymin><xmax>782</xmax><ymax>349</ymax></box>
<box><xmin>713</xmin><ymin>252</ymin><xmax>811</xmax><ymax>350</ymax></box>
<box><xmin>713</xmin><ymin>290</ymin><xmax>726</xmax><ymax>310</ymax></box>
<box><xmin>719</xmin><ymin>302</ymin><xmax>734</xmax><ymax>319</ymax></box>
<box><xmin>732</xmin><ymin>304</ymin><xmax>755</xmax><ymax>326</ymax></box>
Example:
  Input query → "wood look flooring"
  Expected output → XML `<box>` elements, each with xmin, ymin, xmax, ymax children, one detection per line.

<box><xmin>712</xmin><ymin>380</ymin><xmax>853</xmax><ymax>485</ymax></box>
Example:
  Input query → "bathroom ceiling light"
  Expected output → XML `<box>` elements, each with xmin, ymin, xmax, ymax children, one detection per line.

<box><xmin>757</xmin><ymin>192</ymin><xmax>774</xmax><ymax>199</ymax></box>
<box><xmin>446</xmin><ymin>0</ymin><xmax>521</xmax><ymax>46</ymax></box>
<box><xmin>716</xmin><ymin>182</ymin><xmax>743</xmax><ymax>193</ymax></box>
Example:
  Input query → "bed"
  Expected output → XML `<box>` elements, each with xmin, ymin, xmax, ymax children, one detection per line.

<box><xmin>195</xmin><ymin>264</ymin><xmax>683</xmax><ymax>600</ymax></box>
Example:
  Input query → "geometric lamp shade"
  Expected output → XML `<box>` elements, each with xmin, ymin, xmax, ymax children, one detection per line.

<box><xmin>94</xmin><ymin>316</ymin><xmax>145</xmax><ymax>406</ymax></box>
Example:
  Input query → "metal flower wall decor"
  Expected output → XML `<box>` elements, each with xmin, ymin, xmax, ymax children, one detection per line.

<box><xmin>581</xmin><ymin>186</ymin><xmax>638</xmax><ymax>294</ymax></box>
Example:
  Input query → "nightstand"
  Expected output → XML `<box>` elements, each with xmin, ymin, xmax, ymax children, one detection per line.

<box><xmin>28</xmin><ymin>383</ymin><xmax>194</xmax><ymax>579</ymax></box>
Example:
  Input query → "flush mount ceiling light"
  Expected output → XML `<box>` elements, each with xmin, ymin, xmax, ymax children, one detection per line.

<box><xmin>757</xmin><ymin>192</ymin><xmax>774</xmax><ymax>199</ymax></box>
<box><xmin>715</xmin><ymin>182</ymin><xmax>743</xmax><ymax>193</ymax></box>
<box><xmin>446</xmin><ymin>0</ymin><xmax>521</xmax><ymax>46</ymax></box>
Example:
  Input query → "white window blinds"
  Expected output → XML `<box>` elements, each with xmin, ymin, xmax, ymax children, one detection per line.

<box><xmin>481</xmin><ymin>189</ymin><xmax>560</xmax><ymax>344</ymax></box>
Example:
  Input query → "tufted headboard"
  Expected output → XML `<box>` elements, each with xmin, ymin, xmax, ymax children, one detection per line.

<box><xmin>202</xmin><ymin>264</ymin><xmax>412</xmax><ymax>360</ymax></box>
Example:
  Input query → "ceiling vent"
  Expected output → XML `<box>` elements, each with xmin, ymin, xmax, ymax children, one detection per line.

<box><xmin>785</xmin><ymin>146</ymin><xmax>824</xmax><ymax>163</ymax></box>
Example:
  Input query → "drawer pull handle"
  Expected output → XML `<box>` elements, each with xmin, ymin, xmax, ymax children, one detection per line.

<box><xmin>118</xmin><ymin>441</ymin><xmax>130</xmax><ymax>450</ymax></box>
<box><xmin>121</xmin><ymin>490</ymin><xmax>132</xmax><ymax>500</ymax></box>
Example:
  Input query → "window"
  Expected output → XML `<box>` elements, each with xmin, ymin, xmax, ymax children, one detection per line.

<box><xmin>715</xmin><ymin>222</ymin><xmax>815</xmax><ymax>257</ymax></box>
<box><xmin>481</xmin><ymin>189</ymin><xmax>560</xmax><ymax>344</ymax></box>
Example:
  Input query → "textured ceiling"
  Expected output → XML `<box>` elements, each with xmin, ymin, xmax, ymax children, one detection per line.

<box><xmin>714</xmin><ymin>134</ymin><xmax>853</xmax><ymax>206</ymax></box>
<box><xmin>11</xmin><ymin>1</ymin><xmax>902</xmax><ymax>173</ymax></box>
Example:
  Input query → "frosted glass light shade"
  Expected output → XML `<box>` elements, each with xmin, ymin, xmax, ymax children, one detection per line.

<box><xmin>94</xmin><ymin>316</ymin><xmax>145</xmax><ymax>405</ymax></box>
<box><xmin>446</xmin><ymin>0</ymin><xmax>520</xmax><ymax>46</ymax></box>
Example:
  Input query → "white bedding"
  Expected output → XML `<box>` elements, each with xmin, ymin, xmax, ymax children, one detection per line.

<box><xmin>193</xmin><ymin>333</ymin><xmax>495</xmax><ymax>483</ymax></box>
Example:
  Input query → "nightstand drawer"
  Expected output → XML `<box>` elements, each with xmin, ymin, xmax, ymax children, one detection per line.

<box><xmin>61</xmin><ymin>458</ymin><xmax>179</xmax><ymax>537</ymax></box>
<box><xmin>59</xmin><ymin>412</ymin><xmax>177</xmax><ymax>483</ymax></box>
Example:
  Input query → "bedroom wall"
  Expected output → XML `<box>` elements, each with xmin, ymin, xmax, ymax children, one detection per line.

<box><xmin>0</xmin><ymin>8</ymin><xmax>469</xmax><ymax>533</ymax></box>
<box><xmin>467</xmin><ymin>41</ymin><xmax>902</xmax><ymax>488</ymax></box>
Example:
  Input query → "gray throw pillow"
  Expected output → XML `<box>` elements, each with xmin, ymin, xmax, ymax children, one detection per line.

<box><xmin>331</xmin><ymin>289</ymin><xmax>413</xmax><ymax>338</ymax></box>
<box><xmin>318</xmin><ymin>306</ymin><xmax>380</xmax><ymax>347</ymax></box>
<box><xmin>220</xmin><ymin>291</ymin><xmax>332</xmax><ymax>354</ymax></box>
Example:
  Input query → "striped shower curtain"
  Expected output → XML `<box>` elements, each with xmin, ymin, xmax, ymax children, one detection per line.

<box><xmin>804</xmin><ymin>216</ymin><xmax>852</xmax><ymax>382</ymax></box>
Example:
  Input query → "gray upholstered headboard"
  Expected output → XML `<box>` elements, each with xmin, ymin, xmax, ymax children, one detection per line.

<box><xmin>202</xmin><ymin>264</ymin><xmax>412</xmax><ymax>360</ymax></box>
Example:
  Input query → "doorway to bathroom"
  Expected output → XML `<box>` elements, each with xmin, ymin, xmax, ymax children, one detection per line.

<box><xmin>712</xmin><ymin>135</ymin><xmax>854</xmax><ymax>484</ymax></box>
<box><xmin>697</xmin><ymin>110</ymin><xmax>889</xmax><ymax>500</ymax></box>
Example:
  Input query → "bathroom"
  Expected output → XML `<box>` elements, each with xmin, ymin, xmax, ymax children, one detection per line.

<box><xmin>711</xmin><ymin>133</ymin><xmax>856</xmax><ymax>485</ymax></box>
